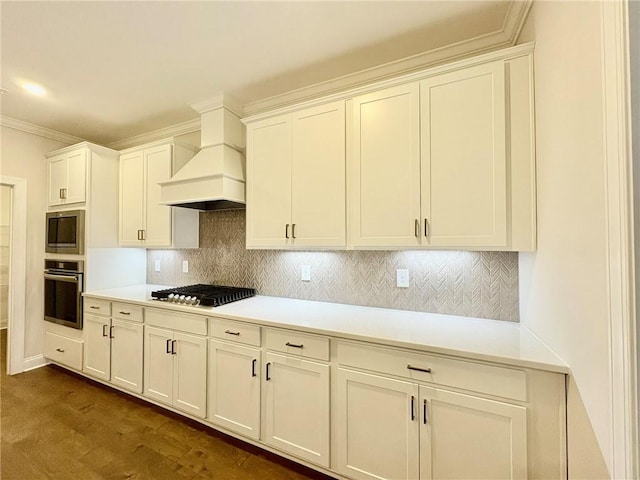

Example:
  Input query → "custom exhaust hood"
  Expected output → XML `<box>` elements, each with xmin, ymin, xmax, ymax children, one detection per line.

<box><xmin>159</xmin><ymin>97</ymin><xmax>246</xmax><ymax>210</ymax></box>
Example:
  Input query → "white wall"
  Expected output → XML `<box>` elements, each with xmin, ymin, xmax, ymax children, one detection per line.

<box><xmin>0</xmin><ymin>126</ymin><xmax>71</xmax><ymax>357</ymax></box>
<box><xmin>518</xmin><ymin>2</ymin><xmax>630</xmax><ymax>477</ymax></box>
<box><xmin>0</xmin><ymin>185</ymin><xmax>10</xmax><ymax>328</ymax></box>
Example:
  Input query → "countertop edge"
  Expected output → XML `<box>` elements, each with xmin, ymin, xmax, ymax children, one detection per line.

<box><xmin>83</xmin><ymin>287</ymin><xmax>570</xmax><ymax>375</ymax></box>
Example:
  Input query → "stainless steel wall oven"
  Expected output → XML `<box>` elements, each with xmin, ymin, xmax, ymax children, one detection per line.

<box><xmin>44</xmin><ymin>260</ymin><xmax>84</xmax><ymax>329</ymax></box>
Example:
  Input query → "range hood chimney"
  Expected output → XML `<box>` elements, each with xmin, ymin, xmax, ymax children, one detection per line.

<box><xmin>159</xmin><ymin>96</ymin><xmax>246</xmax><ymax>210</ymax></box>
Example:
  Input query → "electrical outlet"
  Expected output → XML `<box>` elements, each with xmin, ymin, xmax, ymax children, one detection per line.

<box><xmin>301</xmin><ymin>265</ymin><xmax>311</xmax><ymax>282</ymax></box>
<box><xmin>154</xmin><ymin>259</ymin><xmax>161</xmax><ymax>272</ymax></box>
<box><xmin>396</xmin><ymin>269</ymin><xmax>410</xmax><ymax>288</ymax></box>
<box><xmin>182</xmin><ymin>260</ymin><xmax>189</xmax><ymax>273</ymax></box>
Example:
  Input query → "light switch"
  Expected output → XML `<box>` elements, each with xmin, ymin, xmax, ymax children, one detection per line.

<box><xmin>396</xmin><ymin>269</ymin><xmax>409</xmax><ymax>288</ymax></box>
<box><xmin>301</xmin><ymin>265</ymin><xmax>311</xmax><ymax>282</ymax></box>
<box><xmin>182</xmin><ymin>260</ymin><xmax>189</xmax><ymax>273</ymax></box>
<box><xmin>154</xmin><ymin>259</ymin><xmax>161</xmax><ymax>272</ymax></box>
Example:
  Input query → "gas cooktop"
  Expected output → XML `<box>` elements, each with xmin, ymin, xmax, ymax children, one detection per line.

<box><xmin>150</xmin><ymin>284</ymin><xmax>256</xmax><ymax>307</ymax></box>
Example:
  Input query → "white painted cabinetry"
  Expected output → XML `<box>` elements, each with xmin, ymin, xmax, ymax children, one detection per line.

<box><xmin>335</xmin><ymin>340</ymin><xmax>562</xmax><ymax>480</ymax></box>
<box><xmin>246</xmin><ymin>101</ymin><xmax>346</xmax><ymax>248</ymax></box>
<box><xmin>263</xmin><ymin>329</ymin><xmax>330</xmax><ymax>467</ymax></box>
<box><xmin>119</xmin><ymin>139</ymin><xmax>199</xmax><ymax>248</ymax></box>
<box><xmin>349</xmin><ymin>56</ymin><xmax>535</xmax><ymax>250</ymax></box>
<box><xmin>143</xmin><ymin>309</ymin><xmax>207</xmax><ymax>418</ymax></box>
<box><xmin>83</xmin><ymin>300</ymin><xmax>143</xmax><ymax>394</ymax></box>
<box><xmin>47</xmin><ymin>148</ymin><xmax>87</xmax><ymax>206</ymax></box>
<box><xmin>207</xmin><ymin>318</ymin><xmax>261</xmax><ymax>440</ymax></box>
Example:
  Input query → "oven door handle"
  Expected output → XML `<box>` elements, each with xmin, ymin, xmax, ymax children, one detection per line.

<box><xmin>44</xmin><ymin>273</ymin><xmax>80</xmax><ymax>282</ymax></box>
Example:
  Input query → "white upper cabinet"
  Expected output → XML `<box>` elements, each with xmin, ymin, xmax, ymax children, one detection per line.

<box><xmin>246</xmin><ymin>101</ymin><xmax>346</xmax><ymax>248</ymax></box>
<box><xmin>349</xmin><ymin>55</ymin><xmax>534</xmax><ymax>251</ymax></box>
<box><xmin>119</xmin><ymin>139</ymin><xmax>199</xmax><ymax>248</ymax></box>
<box><xmin>350</xmin><ymin>83</ymin><xmax>421</xmax><ymax>248</ymax></box>
<box><xmin>47</xmin><ymin>149</ymin><xmax>87</xmax><ymax>206</ymax></box>
<box><xmin>243</xmin><ymin>44</ymin><xmax>535</xmax><ymax>251</ymax></box>
<box><xmin>420</xmin><ymin>60</ymin><xmax>507</xmax><ymax>248</ymax></box>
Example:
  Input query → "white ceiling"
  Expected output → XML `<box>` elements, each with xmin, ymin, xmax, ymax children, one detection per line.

<box><xmin>1</xmin><ymin>1</ymin><xmax>524</xmax><ymax>145</ymax></box>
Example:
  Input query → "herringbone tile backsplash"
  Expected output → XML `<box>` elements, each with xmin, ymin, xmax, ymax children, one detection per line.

<box><xmin>147</xmin><ymin>210</ymin><xmax>519</xmax><ymax>321</ymax></box>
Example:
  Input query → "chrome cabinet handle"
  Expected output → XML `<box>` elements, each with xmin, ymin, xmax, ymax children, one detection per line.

<box><xmin>291</xmin><ymin>224</ymin><xmax>296</xmax><ymax>239</ymax></box>
<box><xmin>102</xmin><ymin>324</ymin><xmax>108</xmax><ymax>337</ymax></box>
<box><xmin>423</xmin><ymin>399</ymin><xmax>428</xmax><ymax>425</ymax></box>
<box><xmin>285</xmin><ymin>342</ymin><xmax>303</xmax><ymax>349</ymax></box>
<box><xmin>109</xmin><ymin>326</ymin><xmax>114</xmax><ymax>339</ymax></box>
<box><xmin>118</xmin><ymin>311</ymin><xmax>130</xmax><ymax>316</ymax></box>
<box><xmin>285</xmin><ymin>224</ymin><xmax>290</xmax><ymax>239</ymax></box>
<box><xmin>141</xmin><ymin>229</ymin><xmax>146</xmax><ymax>241</ymax></box>
<box><xmin>415</xmin><ymin>219</ymin><xmax>420</xmax><ymax>237</ymax></box>
<box><xmin>89</xmin><ymin>305</ymin><xmax>99</xmax><ymax>310</ymax></box>
<box><xmin>407</xmin><ymin>364</ymin><xmax>432</xmax><ymax>374</ymax></box>
<box><xmin>266</xmin><ymin>362</ymin><xmax>271</xmax><ymax>381</ymax></box>
<box><xmin>224</xmin><ymin>330</ymin><xmax>240</xmax><ymax>336</ymax></box>
<box><xmin>424</xmin><ymin>218</ymin><xmax>429</xmax><ymax>237</ymax></box>
<box><xmin>171</xmin><ymin>340</ymin><xmax>177</xmax><ymax>355</ymax></box>
<box><xmin>252</xmin><ymin>359</ymin><xmax>257</xmax><ymax>377</ymax></box>
<box><xmin>166</xmin><ymin>339</ymin><xmax>172</xmax><ymax>354</ymax></box>
<box><xmin>56</xmin><ymin>348</ymin><xmax>65</xmax><ymax>353</ymax></box>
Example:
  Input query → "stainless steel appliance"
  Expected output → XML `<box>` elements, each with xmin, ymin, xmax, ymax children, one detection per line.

<box><xmin>44</xmin><ymin>260</ymin><xmax>84</xmax><ymax>329</ymax></box>
<box><xmin>46</xmin><ymin>209</ymin><xmax>85</xmax><ymax>255</ymax></box>
<box><xmin>151</xmin><ymin>284</ymin><xmax>255</xmax><ymax>307</ymax></box>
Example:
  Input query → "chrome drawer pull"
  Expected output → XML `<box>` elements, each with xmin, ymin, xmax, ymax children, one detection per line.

<box><xmin>118</xmin><ymin>311</ymin><xmax>130</xmax><ymax>315</ymax></box>
<box><xmin>407</xmin><ymin>364</ymin><xmax>432</xmax><ymax>374</ymax></box>
<box><xmin>224</xmin><ymin>330</ymin><xmax>240</xmax><ymax>336</ymax></box>
<box><xmin>56</xmin><ymin>348</ymin><xmax>65</xmax><ymax>353</ymax></box>
<box><xmin>89</xmin><ymin>306</ymin><xmax>100</xmax><ymax>309</ymax></box>
<box><xmin>285</xmin><ymin>342</ymin><xmax>303</xmax><ymax>349</ymax></box>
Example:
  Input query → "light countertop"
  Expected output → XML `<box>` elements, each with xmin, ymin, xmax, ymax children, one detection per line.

<box><xmin>84</xmin><ymin>284</ymin><xmax>569</xmax><ymax>374</ymax></box>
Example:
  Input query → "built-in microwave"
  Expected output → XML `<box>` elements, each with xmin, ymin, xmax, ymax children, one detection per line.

<box><xmin>46</xmin><ymin>210</ymin><xmax>85</xmax><ymax>255</ymax></box>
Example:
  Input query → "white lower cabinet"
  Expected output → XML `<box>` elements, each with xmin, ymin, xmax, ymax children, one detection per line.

<box><xmin>208</xmin><ymin>340</ymin><xmax>261</xmax><ymax>439</ymax></box>
<box><xmin>263</xmin><ymin>351</ymin><xmax>330</xmax><ymax>468</ymax></box>
<box><xmin>336</xmin><ymin>368</ymin><xmax>528</xmax><ymax>480</ymax></box>
<box><xmin>420</xmin><ymin>386</ymin><xmax>527</xmax><ymax>480</ymax></box>
<box><xmin>83</xmin><ymin>305</ymin><xmax>143</xmax><ymax>394</ymax></box>
<box><xmin>143</xmin><ymin>325</ymin><xmax>207</xmax><ymax>418</ymax></box>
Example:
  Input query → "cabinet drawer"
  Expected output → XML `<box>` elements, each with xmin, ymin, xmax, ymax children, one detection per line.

<box><xmin>84</xmin><ymin>298</ymin><xmax>111</xmax><ymax>316</ymax></box>
<box><xmin>44</xmin><ymin>331</ymin><xmax>83</xmax><ymax>371</ymax></box>
<box><xmin>209</xmin><ymin>317</ymin><xmax>261</xmax><ymax>346</ymax></box>
<box><xmin>113</xmin><ymin>302</ymin><xmax>143</xmax><ymax>323</ymax></box>
<box><xmin>145</xmin><ymin>308</ymin><xmax>207</xmax><ymax>335</ymax></box>
<box><xmin>337</xmin><ymin>341</ymin><xmax>526</xmax><ymax>402</ymax></box>
<box><xmin>265</xmin><ymin>329</ymin><xmax>329</xmax><ymax>361</ymax></box>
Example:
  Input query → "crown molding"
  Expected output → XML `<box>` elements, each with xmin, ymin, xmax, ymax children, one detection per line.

<box><xmin>0</xmin><ymin>115</ymin><xmax>84</xmax><ymax>145</ymax></box>
<box><xmin>191</xmin><ymin>94</ymin><xmax>244</xmax><ymax>117</ymax></box>
<box><xmin>243</xmin><ymin>0</ymin><xmax>533</xmax><ymax>117</ymax></box>
<box><xmin>107</xmin><ymin>117</ymin><xmax>201</xmax><ymax>150</ymax></box>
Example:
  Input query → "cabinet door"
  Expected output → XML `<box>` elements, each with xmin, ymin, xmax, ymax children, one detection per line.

<box><xmin>208</xmin><ymin>340</ymin><xmax>260</xmax><ymax>439</ymax></box>
<box><xmin>335</xmin><ymin>368</ymin><xmax>419</xmax><ymax>480</ymax></box>
<box><xmin>173</xmin><ymin>331</ymin><xmax>207</xmax><ymax>418</ymax></box>
<box><xmin>351</xmin><ymin>83</ymin><xmax>421</xmax><ymax>247</ymax></box>
<box><xmin>110</xmin><ymin>319</ymin><xmax>143</xmax><ymax>394</ymax></box>
<box><xmin>420</xmin><ymin>61</ymin><xmax>507</xmax><ymax>247</ymax></box>
<box><xmin>246</xmin><ymin>114</ymin><xmax>292</xmax><ymax>248</ymax></box>
<box><xmin>144</xmin><ymin>144</ymin><xmax>173</xmax><ymax>247</ymax></box>
<box><xmin>291</xmin><ymin>101</ymin><xmax>346</xmax><ymax>247</ymax></box>
<box><xmin>419</xmin><ymin>386</ymin><xmax>527</xmax><ymax>480</ymax></box>
<box><xmin>143</xmin><ymin>326</ymin><xmax>173</xmax><ymax>406</ymax></box>
<box><xmin>65</xmin><ymin>149</ymin><xmax>87</xmax><ymax>204</ymax></box>
<box><xmin>48</xmin><ymin>155</ymin><xmax>67</xmax><ymax>206</ymax></box>
<box><xmin>119</xmin><ymin>151</ymin><xmax>145</xmax><ymax>246</ymax></box>
<box><xmin>83</xmin><ymin>314</ymin><xmax>111</xmax><ymax>381</ymax></box>
<box><xmin>263</xmin><ymin>352</ymin><xmax>330</xmax><ymax>467</ymax></box>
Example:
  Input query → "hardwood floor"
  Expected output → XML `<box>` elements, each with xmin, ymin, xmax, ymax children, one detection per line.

<box><xmin>0</xmin><ymin>329</ymin><xmax>335</xmax><ymax>480</ymax></box>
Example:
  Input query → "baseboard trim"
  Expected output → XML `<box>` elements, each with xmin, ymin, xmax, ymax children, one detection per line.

<box><xmin>23</xmin><ymin>354</ymin><xmax>50</xmax><ymax>372</ymax></box>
